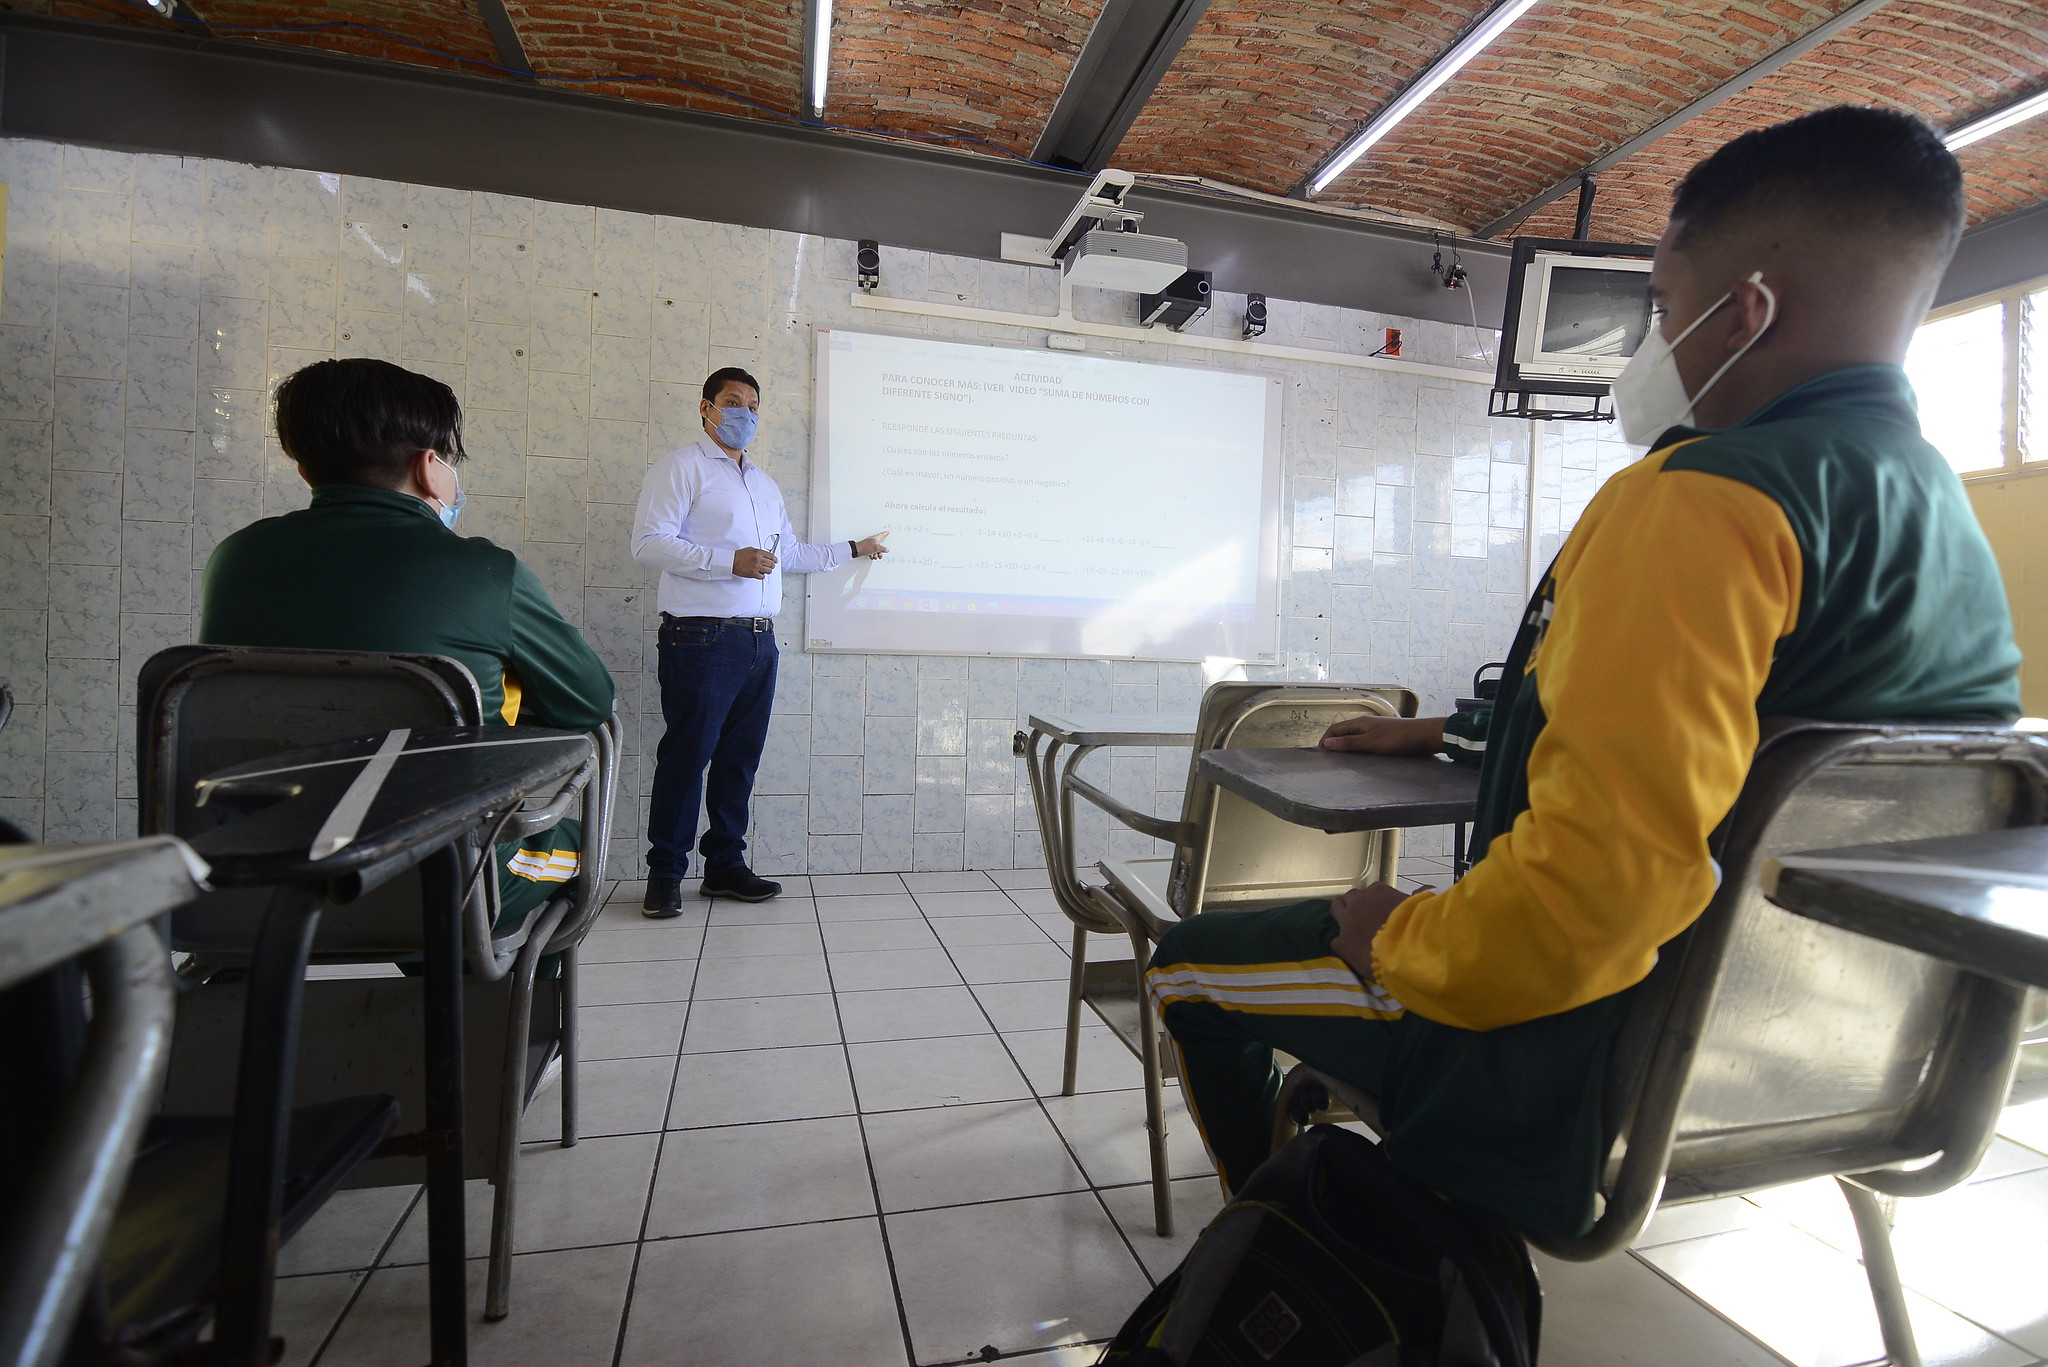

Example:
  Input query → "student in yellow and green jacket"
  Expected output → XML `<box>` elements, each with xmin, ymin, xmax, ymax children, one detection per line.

<box><xmin>1147</xmin><ymin>106</ymin><xmax>2022</xmax><ymax>1238</ymax></box>
<box><xmin>200</xmin><ymin>358</ymin><xmax>616</xmax><ymax>932</ymax></box>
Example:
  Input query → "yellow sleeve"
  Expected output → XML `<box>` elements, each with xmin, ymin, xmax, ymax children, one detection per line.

<box><xmin>1370</xmin><ymin>466</ymin><xmax>1802</xmax><ymax>1031</ymax></box>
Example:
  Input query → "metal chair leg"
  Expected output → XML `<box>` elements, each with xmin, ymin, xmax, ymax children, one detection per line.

<box><xmin>484</xmin><ymin>940</ymin><xmax>547</xmax><ymax>1322</ymax></box>
<box><xmin>0</xmin><ymin>931</ymin><xmax>176</xmax><ymax>1367</ymax></box>
<box><xmin>1270</xmin><ymin>1065</ymin><xmax>1309</xmax><ymax>1158</ymax></box>
<box><xmin>1062</xmin><ymin>924</ymin><xmax>1087</xmax><ymax>1097</ymax></box>
<box><xmin>559</xmin><ymin>945</ymin><xmax>579</xmax><ymax>1148</ymax></box>
<box><xmin>419</xmin><ymin>847</ymin><xmax>471</xmax><ymax>1367</ymax></box>
<box><xmin>1838</xmin><ymin>1178</ymin><xmax>1923</xmax><ymax>1367</ymax></box>
<box><xmin>1133</xmin><ymin>932</ymin><xmax>1172</xmax><ymax>1237</ymax></box>
<box><xmin>485</xmin><ymin>894</ymin><xmax>577</xmax><ymax>1323</ymax></box>
<box><xmin>214</xmin><ymin>886</ymin><xmax>323</xmax><ymax>1367</ymax></box>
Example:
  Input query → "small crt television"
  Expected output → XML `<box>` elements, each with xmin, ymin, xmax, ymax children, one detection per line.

<box><xmin>1494</xmin><ymin>237</ymin><xmax>1656</xmax><ymax>398</ymax></box>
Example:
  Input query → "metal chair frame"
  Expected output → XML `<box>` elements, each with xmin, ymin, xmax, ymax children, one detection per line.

<box><xmin>0</xmin><ymin>840</ymin><xmax>196</xmax><ymax>1367</ymax></box>
<box><xmin>1271</xmin><ymin>720</ymin><xmax>2048</xmax><ymax>1367</ymax></box>
<box><xmin>136</xmin><ymin>644</ymin><xmax>620</xmax><ymax>1321</ymax></box>
<box><xmin>0</xmin><ymin>834</ymin><xmax>406</xmax><ymax>1367</ymax></box>
<box><xmin>1023</xmin><ymin>681</ymin><xmax>1418</xmax><ymax>1236</ymax></box>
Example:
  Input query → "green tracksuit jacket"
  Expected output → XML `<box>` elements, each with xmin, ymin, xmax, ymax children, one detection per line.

<box><xmin>1152</xmin><ymin>365</ymin><xmax>2021</xmax><ymax>1236</ymax></box>
<box><xmin>1381</xmin><ymin>364</ymin><xmax>2020</xmax><ymax>1230</ymax></box>
<box><xmin>200</xmin><ymin>483</ymin><xmax>616</xmax><ymax>919</ymax></box>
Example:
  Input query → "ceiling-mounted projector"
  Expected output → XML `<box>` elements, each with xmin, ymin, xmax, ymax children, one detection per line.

<box><xmin>1001</xmin><ymin>168</ymin><xmax>1191</xmax><ymax>294</ymax></box>
<box><xmin>1062</xmin><ymin>227</ymin><xmax>1189</xmax><ymax>292</ymax></box>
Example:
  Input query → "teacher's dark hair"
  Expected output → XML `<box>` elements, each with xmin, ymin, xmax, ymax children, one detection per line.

<box><xmin>274</xmin><ymin>357</ymin><xmax>467</xmax><ymax>488</ymax></box>
<box><xmin>702</xmin><ymin>367</ymin><xmax>762</xmax><ymax>403</ymax></box>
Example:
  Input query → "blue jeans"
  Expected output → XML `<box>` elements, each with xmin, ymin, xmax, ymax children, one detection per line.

<box><xmin>646</xmin><ymin>617</ymin><xmax>778</xmax><ymax>880</ymax></box>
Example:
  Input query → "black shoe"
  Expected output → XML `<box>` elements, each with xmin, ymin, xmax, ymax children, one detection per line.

<box><xmin>700</xmin><ymin>865</ymin><xmax>782</xmax><ymax>903</ymax></box>
<box><xmin>642</xmin><ymin>877</ymin><xmax>684</xmax><ymax>918</ymax></box>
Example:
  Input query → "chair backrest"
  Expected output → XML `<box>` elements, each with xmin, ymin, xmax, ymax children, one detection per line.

<box><xmin>1167</xmin><ymin>681</ymin><xmax>1420</xmax><ymax>915</ymax></box>
<box><xmin>1536</xmin><ymin>720</ymin><xmax>2047</xmax><ymax>1259</ymax></box>
<box><xmin>137</xmin><ymin>645</ymin><xmax>484</xmax><ymax>960</ymax></box>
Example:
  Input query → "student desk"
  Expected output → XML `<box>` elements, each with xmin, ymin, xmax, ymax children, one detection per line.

<box><xmin>191</xmin><ymin>725</ymin><xmax>595</xmax><ymax>1367</ymax></box>
<box><xmin>0</xmin><ymin>838</ymin><xmax>208</xmax><ymax>1367</ymax></box>
<box><xmin>0</xmin><ymin>838</ymin><xmax>206</xmax><ymax>990</ymax></box>
<box><xmin>1764</xmin><ymin>826</ymin><xmax>2048</xmax><ymax>991</ymax></box>
<box><xmin>1195</xmin><ymin>747</ymin><xmax>1482</xmax><ymax>871</ymax></box>
<box><xmin>1016</xmin><ymin>712</ymin><xmax>1199</xmax><ymax>934</ymax></box>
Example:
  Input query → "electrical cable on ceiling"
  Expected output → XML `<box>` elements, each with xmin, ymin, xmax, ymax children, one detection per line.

<box><xmin>1466</xmin><ymin>280</ymin><xmax>1494</xmax><ymax>366</ymax></box>
<box><xmin>1131</xmin><ymin>172</ymin><xmax>1457</xmax><ymax>232</ymax></box>
<box><xmin>1428</xmin><ymin>231</ymin><xmax>1492</xmax><ymax>365</ymax></box>
<box><xmin>1429</xmin><ymin>233</ymin><xmax>1469</xmax><ymax>290</ymax></box>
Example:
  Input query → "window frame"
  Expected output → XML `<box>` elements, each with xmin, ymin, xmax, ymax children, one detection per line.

<box><xmin>1923</xmin><ymin>272</ymin><xmax>2047</xmax><ymax>482</ymax></box>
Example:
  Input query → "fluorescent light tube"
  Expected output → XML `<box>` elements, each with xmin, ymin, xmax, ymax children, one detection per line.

<box><xmin>806</xmin><ymin>0</ymin><xmax>833</xmax><ymax>120</ymax></box>
<box><xmin>1309</xmin><ymin>0</ymin><xmax>1541</xmax><ymax>195</ymax></box>
<box><xmin>1945</xmin><ymin>85</ymin><xmax>2048</xmax><ymax>151</ymax></box>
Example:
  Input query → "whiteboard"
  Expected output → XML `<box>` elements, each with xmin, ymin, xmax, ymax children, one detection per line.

<box><xmin>806</xmin><ymin>329</ymin><xmax>1282</xmax><ymax>662</ymax></box>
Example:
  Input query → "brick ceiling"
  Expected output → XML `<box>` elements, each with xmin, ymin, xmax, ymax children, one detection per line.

<box><xmin>35</xmin><ymin>0</ymin><xmax>2048</xmax><ymax>244</ymax></box>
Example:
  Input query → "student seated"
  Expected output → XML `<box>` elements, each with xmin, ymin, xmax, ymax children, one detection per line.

<box><xmin>200</xmin><ymin>358</ymin><xmax>616</xmax><ymax>933</ymax></box>
<box><xmin>1148</xmin><ymin>106</ymin><xmax>2022</xmax><ymax>1236</ymax></box>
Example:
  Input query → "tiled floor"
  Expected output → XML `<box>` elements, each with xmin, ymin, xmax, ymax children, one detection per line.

<box><xmin>274</xmin><ymin>862</ymin><xmax>2048</xmax><ymax>1367</ymax></box>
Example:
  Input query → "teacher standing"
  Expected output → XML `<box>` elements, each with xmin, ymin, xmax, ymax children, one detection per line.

<box><xmin>631</xmin><ymin>366</ymin><xmax>888</xmax><ymax>914</ymax></box>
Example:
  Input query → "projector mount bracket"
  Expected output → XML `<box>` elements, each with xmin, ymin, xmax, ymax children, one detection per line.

<box><xmin>1002</xmin><ymin>168</ymin><xmax>1145</xmax><ymax>269</ymax></box>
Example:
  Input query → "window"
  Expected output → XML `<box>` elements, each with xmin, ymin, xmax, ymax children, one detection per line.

<box><xmin>2025</xmin><ymin>286</ymin><xmax>2046</xmax><ymax>463</ymax></box>
<box><xmin>1906</xmin><ymin>303</ymin><xmax>2006</xmax><ymax>474</ymax></box>
<box><xmin>1906</xmin><ymin>277</ymin><xmax>2048</xmax><ymax>478</ymax></box>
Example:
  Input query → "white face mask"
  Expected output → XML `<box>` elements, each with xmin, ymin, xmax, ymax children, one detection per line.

<box><xmin>1612</xmin><ymin>270</ymin><xmax>1777</xmax><ymax>447</ymax></box>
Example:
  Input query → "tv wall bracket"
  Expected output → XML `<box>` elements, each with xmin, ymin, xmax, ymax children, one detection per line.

<box><xmin>1491</xmin><ymin>235</ymin><xmax>1653</xmax><ymax>424</ymax></box>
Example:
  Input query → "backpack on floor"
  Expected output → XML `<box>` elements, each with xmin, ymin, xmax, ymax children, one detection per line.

<box><xmin>1099</xmin><ymin>1125</ymin><xmax>1541</xmax><ymax>1367</ymax></box>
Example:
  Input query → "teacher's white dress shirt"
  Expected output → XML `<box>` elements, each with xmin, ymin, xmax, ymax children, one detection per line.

<box><xmin>630</xmin><ymin>437</ymin><xmax>852</xmax><ymax>618</ymax></box>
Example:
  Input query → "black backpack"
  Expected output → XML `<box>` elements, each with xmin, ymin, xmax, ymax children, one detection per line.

<box><xmin>1099</xmin><ymin>1125</ymin><xmax>1541</xmax><ymax>1366</ymax></box>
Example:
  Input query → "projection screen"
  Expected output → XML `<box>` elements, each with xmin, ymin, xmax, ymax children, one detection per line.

<box><xmin>806</xmin><ymin>329</ymin><xmax>1282</xmax><ymax>663</ymax></box>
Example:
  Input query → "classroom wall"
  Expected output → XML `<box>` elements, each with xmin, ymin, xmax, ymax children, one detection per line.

<box><xmin>0</xmin><ymin>136</ymin><xmax>1638</xmax><ymax>876</ymax></box>
<box><xmin>1967</xmin><ymin>472</ymin><xmax>2048</xmax><ymax>716</ymax></box>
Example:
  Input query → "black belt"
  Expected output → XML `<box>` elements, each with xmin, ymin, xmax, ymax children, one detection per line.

<box><xmin>663</xmin><ymin>614</ymin><xmax>775</xmax><ymax>632</ymax></box>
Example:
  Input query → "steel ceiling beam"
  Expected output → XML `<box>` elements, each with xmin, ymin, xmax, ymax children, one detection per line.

<box><xmin>9</xmin><ymin>11</ymin><xmax>2031</xmax><ymax>323</ymax></box>
<box><xmin>1477</xmin><ymin>0</ymin><xmax>1897</xmax><ymax>240</ymax></box>
<box><xmin>473</xmin><ymin>0</ymin><xmax>534</xmax><ymax>82</ymax></box>
<box><xmin>0</xmin><ymin>12</ymin><xmax>1512</xmax><ymax>327</ymax></box>
<box><xmin>1937</xmin><ymin>198</ymin><xmax>2048</xmax><ymax>308</ymax></box>
<box><xmin>1031</xmin><ymin>0</ymin><xmax>1212</xmax><ymax>172</ymax></box>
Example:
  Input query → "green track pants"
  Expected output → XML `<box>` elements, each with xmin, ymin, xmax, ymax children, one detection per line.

<box><xmin>1147</xmin><ymin>899</ymin><xmax>1406</xmax><ymax>1192</ymax></box>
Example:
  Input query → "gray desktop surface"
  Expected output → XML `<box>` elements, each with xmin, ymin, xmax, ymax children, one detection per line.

<box><xmin>1765</xmin><ymin>826</ymin><xmax>2048</xmax><ymax>990</ymax></box>
<box><xmin>1197</xmin><ymin>748</ymin><xmax>1481</xmax><ymax>833</ymax></box>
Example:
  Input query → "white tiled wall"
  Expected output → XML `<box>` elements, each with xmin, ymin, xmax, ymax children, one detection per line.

<box><xmin>0</xmin><ymin>136</ymin><xmax>1639</xmax><ymax>875</ymax></box>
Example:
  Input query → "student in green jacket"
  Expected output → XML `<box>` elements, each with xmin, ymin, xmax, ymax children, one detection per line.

<box><xmin>1149</xmin><ymin>106</ymin><xmax>2022</xmax><ymax>1236</ymax></box>
<box><xmin>200</xmin><ymin>358</ymin><xmax>617</xmax><ymax>930</ymax></box>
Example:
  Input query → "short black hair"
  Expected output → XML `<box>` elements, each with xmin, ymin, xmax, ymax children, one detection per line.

<box><xmin>275</xmin><ymin>358</ymin><xmax>466</xmax><ymax>488</ymax></box>
<box><xmin>1671</xmin><ymin>105</ymin><xmax>1964</xmax><ymax>256</ymax></box>
<box><xmin>702</xmin><ymin>367</ymin><xmax>761</xmax><ymax>404</ymax></box>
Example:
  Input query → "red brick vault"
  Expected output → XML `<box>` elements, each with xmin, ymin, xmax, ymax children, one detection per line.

<box><xmin>31</xmin><ymin>0</ymin><xmax>2048</xmax><ymax>240</ymax></box>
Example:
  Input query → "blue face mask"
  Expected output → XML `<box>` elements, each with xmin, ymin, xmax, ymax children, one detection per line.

<box><xmin>712</xmin><ymin>404</ymin><xmax>758</xmax><ymax>450</ymax></box>
<box><xmin>432</xmin><ymin>454</ymin><xmax>467</xmax><ymax>530</ymax></box>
